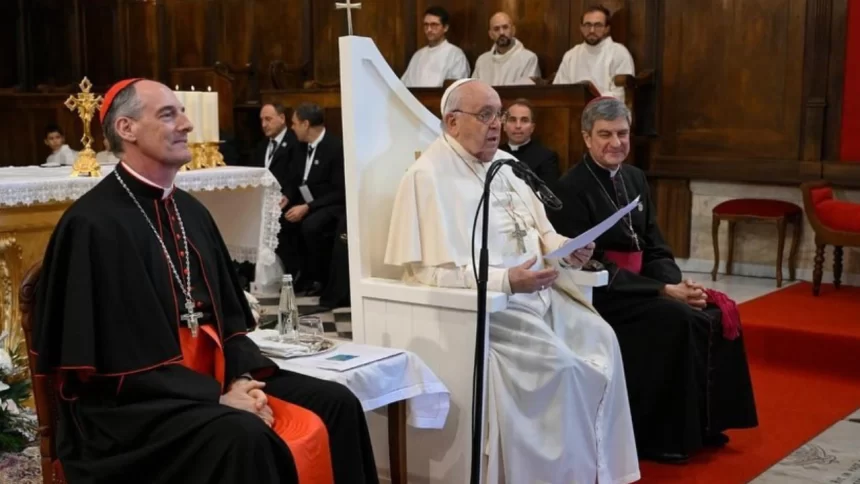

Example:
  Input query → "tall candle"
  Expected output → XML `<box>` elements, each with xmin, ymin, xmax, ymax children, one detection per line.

<box><xmin>187</xmin><ymin>88</ymin><xmax>203</xmax><ymax>143</ymax></box>
<box><xmin>202</xmin><ymin>87</ymin><xmax>219</xmax><ymax>142</ymax></box>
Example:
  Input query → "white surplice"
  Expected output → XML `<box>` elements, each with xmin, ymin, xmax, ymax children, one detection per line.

<box><xmin>553</xmin><ymin>36</ymin><xmax>634</xmax><ymax>102</ymax></box>
<box><xmin>401</xmin><ymin>40</ymin><xmax>471</xmax><ymax>87</ymax></box>
<box><xmin>384</xmin><ymin>135</ymin><xmax>640</xmax><ymax>484</ymax></box>
<box><xmin>472</xmin><ymin>39</ymin><xmax>541</xmax><ymax>86</ymax></box>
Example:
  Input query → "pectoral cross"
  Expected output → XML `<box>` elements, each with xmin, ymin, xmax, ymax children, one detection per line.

<box><xmin>181</xmin><ymin>300</ymin><xmax>204</xmax><ymax>337</ymax></box>
<box><xmin>511</xmin><ymin>222</ymin><xmax>528</xmax><ymax>254</ymax></box>
<box><xmin>335</xmin><ymin>0</ymin><xmax>362</xmax><ymax>35</ymax></box>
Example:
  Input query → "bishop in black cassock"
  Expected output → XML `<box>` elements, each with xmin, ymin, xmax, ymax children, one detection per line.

<box><xmin>33</xmin><ymin>79</ymin><xmax>378</xmax><ymax>484</ymax></box>
<box><xmin>550</xmin><ymin>97</ymin><xmax>757</xmax><ymax>462</ymax></box>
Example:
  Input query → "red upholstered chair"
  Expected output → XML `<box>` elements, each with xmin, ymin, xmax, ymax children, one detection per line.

<box><xmin>801</xmin><ymin>181</ymin><xmax>860</xmax><ymax>296</ymax></box>
<box><xmin>20</xmin><ymin>261</ymin><xmax>67</xmax><ymax>484</ymax></box>
<box><xmin>711</xmin><ymin>198</ymin><xmax>803</xmax><ymax>287</ymax></box>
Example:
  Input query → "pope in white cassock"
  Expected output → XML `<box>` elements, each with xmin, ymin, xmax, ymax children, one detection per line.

<box><xmin>472</xmin><ymin>12</ymin><xmax>541</xmax><ymax>86</ymax></box>
<box><xmin>401</xmin><ymin>6</ymin><xmax>471</xmax><ymax>87</ymax></box>
<box><xmin>384</xmin><ymin>78</ymin><xmax>640</xmax><ymax>484</ymax></box>
<box><xmin>553</xmin><ymin>6</ymin><xmax>634</xmax><ymax>102</ymax></box>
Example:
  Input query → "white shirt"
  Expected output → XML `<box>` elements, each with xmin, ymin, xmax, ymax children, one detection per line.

<box><xmin>472</xmin><ymin>39</ymin><xmax>541</xmax><ymax>86</ymax></box>
<box><xmin>401</xmin><ymin>40</ymin><xmax>471</xmax><ymax>87</ymax></box>
<box><xmin>265</xmin><ymin>128</ymin><xmax>289</xmax><ymax>169</ymax></box>
<box><xmin>303</xmin><ymin>128</ymin><xmax>326</xmax><ymax>182</ymax></box>
<box><xmin>553</xmin><ymin>36</ymin><xmax>634</xmax><ymax>101</ymax></box>
<box><xmin>46</xmin><ymin>144</ymin><xmax>78</xmax><ymax>166</ymax></box>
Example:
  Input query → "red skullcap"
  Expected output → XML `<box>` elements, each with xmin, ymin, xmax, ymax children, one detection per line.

<box><xmin>99</xmin><ymin>78</ymin><xmax>144</xmax><ymax>124</ymax></box>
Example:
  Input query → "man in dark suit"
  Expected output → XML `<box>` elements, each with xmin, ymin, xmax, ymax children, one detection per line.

<box><xmin>279</xmin><ymin>103</ymin><xmax>345</xmax><ymax>296</ymax></box>
<box><xmin>502</xmin><ymin>98</ymin><xmax>560</xmax><ymax>185</ymax></box>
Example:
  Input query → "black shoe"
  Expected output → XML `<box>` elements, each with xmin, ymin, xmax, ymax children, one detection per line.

<box><xmin>704</xmin><ymin>432</ymin><xmax>730</xmax><ymax>447</ymax></box>
<box><xmin>639</xmin><ymin>451</ymin><xmax>690</xmax><ymax>464</ymax></box>
<box><xmin>303</xmin><ymin>281</ymin><xmax>324</xmax><ymax>297</ymax></box>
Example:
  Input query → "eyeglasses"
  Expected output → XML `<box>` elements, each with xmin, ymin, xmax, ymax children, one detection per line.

<box><xmin>581</xmin><ymin>22</ymin><xmax>606</xmax><ymax>30</ymax></box>
<box><xmin>452</xmin><ymin>109</ymin><xmax>507</xmax><ymax>125</ymax></box>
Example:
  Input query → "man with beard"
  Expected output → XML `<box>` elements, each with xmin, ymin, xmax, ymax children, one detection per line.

<box><xmin>384</xmin><ymin>79</ymin><xmax>640</xmax><ymax>484</ymax></box>
<box><xmin>402</xmin><ymin>6</ymin><xmax>471</xmax><ymax>87</ymax></box>
<box><xmin>549</xmin><ymin>96</ymin><xmax>758</xmax><ymax>463</ymax></box>
<box><xmin>502</xmin><ymin>98</ymin><xmax>560</xmax><ymax>185</ymax></box>
<box><xmin>472</xmin><ymin>12</ymin><xmax>541</xmax><ymax>86</ymax></box>
<box><xmin>553</xmin><ymin>5</ymin><xmax>634</xmax><ymax>102</ymax></box>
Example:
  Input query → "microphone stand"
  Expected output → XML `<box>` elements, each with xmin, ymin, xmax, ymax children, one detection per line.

<box><xmin>469</xmin><ymin>159</ymin><xmax>563</xmax><ymax>484</ymax></box>
<box><xmin>470</xmin><ymin>159</ymin><xmax>501</xmax><ymax>484</ymax></box>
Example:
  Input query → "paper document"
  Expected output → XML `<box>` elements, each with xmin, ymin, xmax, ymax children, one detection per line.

<box><xmin>286</xmin><ymin>343</ymin><xmax>404</xmax><ymax>372</ymax></box>
<box><xmin>299</xmin><ymin>185</ymin><xmax>314</xmax><ymax>203</ymax></box>
<box><xmin>545</xmin><ymin>195</ymin><xmax>641</xmax><ymax>259</ymax></box>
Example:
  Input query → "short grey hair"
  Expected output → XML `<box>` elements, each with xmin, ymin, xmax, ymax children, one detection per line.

<box><xmin>581</xmin><ymin>97</ymin><xmax>631</xmax><ymax>134</ymax></box>
<box><xmin>102</xmin><ymin>84</ymin><xmax>144</xmax><ymax>156</ymax></box>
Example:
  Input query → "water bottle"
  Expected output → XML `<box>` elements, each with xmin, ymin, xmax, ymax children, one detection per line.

<box><xmin>277</xmin><ymin>274</ymin><xmax>299</xmax><ymax>342</ymax></box>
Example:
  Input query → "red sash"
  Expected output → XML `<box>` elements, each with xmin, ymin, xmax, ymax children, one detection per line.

<box><xmin>604</xmin><ymin>250</ymin><xmax>643</xmax><ymax>274</ymax></box>
<box><xmin>179</xmin><ymin>327</ymin><xmax>334</xmax><ymax>483</ymax></box>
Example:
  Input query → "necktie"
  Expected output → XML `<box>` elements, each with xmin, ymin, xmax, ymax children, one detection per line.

<box><xmin>267</xmin><ymin>139</ymin><xmax>277</xmax><ymax>161</ymax></box>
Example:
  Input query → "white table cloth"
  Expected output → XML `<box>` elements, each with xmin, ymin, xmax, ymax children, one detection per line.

<box><xmin>0</xmin><ymin>164</ymin><xmax>283</xmax><ymax>282</ymax></box>
<box><xmin>246</xmin><ymin>331</ymin><xmax>450</xmax><ymax>430</ymax></box>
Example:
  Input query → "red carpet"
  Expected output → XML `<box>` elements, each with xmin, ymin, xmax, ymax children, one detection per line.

<box><xmin>638</xmin><ymin>282</ymin><xmax>860</xmax><ymax>483</ymax></box>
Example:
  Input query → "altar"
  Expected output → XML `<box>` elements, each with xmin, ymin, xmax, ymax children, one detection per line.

<box><xmin>0</xmin><ymin>164</ymin><xmax>282</xmax><ymax>353</ymax></box>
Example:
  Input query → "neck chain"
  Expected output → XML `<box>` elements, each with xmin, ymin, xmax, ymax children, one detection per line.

<box><xmin>114</xmin><ymin>170</ymin><xmax>204</xmax><ymax>337</ymax></box>
<box><xmin>444</xmin><ymin>135</ymin><xmax>535</xmax><ymax>254</ymax></box>
<box><xmin>583</xmin><ymin>156</ymin><xmax>641</xmax><ymax>251</ymax></box>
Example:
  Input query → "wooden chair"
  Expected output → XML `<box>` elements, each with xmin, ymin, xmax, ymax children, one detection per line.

<box><xmin>800</xmin><ymin>181</ymin><xmax>860</xmax><ymax>295</ymax></box>
<box><xmin>19</xmin><ymin>261</ymin><xmax>66</xmax><ymax>484</ymax></box>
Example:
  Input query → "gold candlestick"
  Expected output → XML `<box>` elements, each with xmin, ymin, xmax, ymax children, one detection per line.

<box><xmin>203</xmin><ymin>141</ymin><xmax>226</xmax><ymax>168</ymax></box>
<box><xmin>64</xmin><ymin>77</ymin><xmax>104</xmax><ymax>177</ymax></box>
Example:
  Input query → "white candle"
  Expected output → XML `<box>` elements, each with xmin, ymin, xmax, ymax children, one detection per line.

<box><xmin>202</xmin><ymin>87</ymin><xmax>219</xmax><ymax>142</ymax></box>
<box><xmin>187</xmin><ymin>89</ymin><xmax>204</xmax><ymax>143</ymax></box>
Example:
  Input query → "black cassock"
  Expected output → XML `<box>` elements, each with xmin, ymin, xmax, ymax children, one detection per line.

<box><xmin>34</xmin><ymin>163</ymin><xmax>378</xmax><ymax>484</ymax></box>
<box><xmin>549</xmin><ymin>154</ymin><xmax>758</xmax><ymax>457</ymax></box>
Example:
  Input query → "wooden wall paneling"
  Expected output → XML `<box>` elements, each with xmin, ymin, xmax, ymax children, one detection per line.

<box><xmin>484</xmin><ymin>0</ymin><xmax>570</xmax><ymax>80</ymax></box>
<box><xmin>26</xmin><ymin>0</ymin><xmax>79</xmax><ymax>89</ymax></box>
<box><xmin>653</xmin><ymin>0</ymin><xmax>807</xmax><ymax>177</ymax></box>
<box><xmin>648</xmin><ymin>178</ymin><xmax>691</xmax><ymax>258</ymax></box>
<box><xmin>800</xmin><ymin>0</ymin><xmax>833</xmax><ymax>163</ymax></box>
<box><xmin>79</xmin><ymin>0</ymin><xmax>123</xmax><ymax>89</ymax></box>
<box><xmin>165</xmin><ymin>0</ymin><xmax>207</xmax><ymax>69</ymax></box>
<box><xmin>213</xmin><ymin>0</ymin><xmax>256</xmax><ymax>101</ymax></box>
<box><xmin>823</xmin><ymin>0</ymin><xmax>848</xmax><ymax>161</ymax></box>
<box><xmin>120</xmin><ymin>0</ymin><xmax>166</xmax><ymax>81</ymax></box>
<box><xmin>254</xmin><ymin>0</ymin><xmax>311</xmax><ymax>90</ymax></box>
<box><xmin>0</xmin><ymin>0</ymin><xmax>23</xmax><ymax>89</ymax></box>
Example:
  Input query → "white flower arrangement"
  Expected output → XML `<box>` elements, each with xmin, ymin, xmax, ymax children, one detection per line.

<box><xmin>0</xmin><ymin>331</ymin><xmax>36</xmax><ymax>453</ymax></box>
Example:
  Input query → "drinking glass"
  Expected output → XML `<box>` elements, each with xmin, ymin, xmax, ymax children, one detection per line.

<box><xmin>297</xmin><ymin>316</ymin><xmax>325</xmax><ymax>346</ymax></box>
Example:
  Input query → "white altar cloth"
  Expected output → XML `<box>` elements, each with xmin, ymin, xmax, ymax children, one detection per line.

<box><xmin>0</xmin><ymin>165</ymin><xmax>282</xmax><ymax>271</ymax></box>
<box><xmin>247</xmin><ymin>331</ymin><xmax>450</xmax><ymax>430</ymax></box>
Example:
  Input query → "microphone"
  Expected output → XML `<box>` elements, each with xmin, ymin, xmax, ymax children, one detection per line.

<box><xmin>499</xmin><ymin>158</ymin><xmax>564</xmax><ymax>210</ymax></box>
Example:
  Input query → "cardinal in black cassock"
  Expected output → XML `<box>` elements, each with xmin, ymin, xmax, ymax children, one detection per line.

<box><xmin>33</xmin><ymin>78</ymin><xmax>379</xmax><ymax>484</ymax></box>
<box><xmin>549</xmin><ymin>97</ymin><xmax>758</xmax><ymax>462</ymax></box>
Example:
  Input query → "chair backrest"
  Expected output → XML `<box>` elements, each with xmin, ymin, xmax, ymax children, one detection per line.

<box><xmin>19</xmin><ymin>261</ymin><xmax>64</xmax><ymax>484</ymax></box>
<box><xmin>339</xmin><ymin>36</ymin><xmax>442</xmax><ymax>340</ymax></box>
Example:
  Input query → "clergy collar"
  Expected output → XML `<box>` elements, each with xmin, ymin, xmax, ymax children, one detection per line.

<box><xmin>585</xmin><ymin>153</ymin><xmax>621</xmax><ymax>178</ymax></box>
<box><xmin>117</xmin><ymin>162</ymin><xmax>176</xmax><ymax>200</ymax></box>
<box><xmin>444</xmin><ymin>134</ymin><xmax>484</xmax><ymax>165</ymax></box>
<box><xmin>507</xmin><ymin>139</ymin><xmax>531</xmax><ymax>152</ymax></box>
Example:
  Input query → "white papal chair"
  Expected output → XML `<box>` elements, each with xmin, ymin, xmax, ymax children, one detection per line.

<box><xmin>339</xmin><ymin>36</ymin><xmax>608</xmax><ymax>483</ymax></box>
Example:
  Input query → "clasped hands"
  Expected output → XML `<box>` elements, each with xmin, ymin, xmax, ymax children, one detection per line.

<box><xmin>662</xmin><ymin>279</ymin><xmax>708</xmax><ymax>310</ymax></box>
<box><xmin>280</xmin><ymin>196</ymin><xmax>309</xmax><ymax>223</ymax></box>
<box><xmin>219</xmin><ymin>379</ymin><xmax>274</xmax><ymax>427</ymax></box>
<box><xmin>508</xmin><ymin>243</ymin><xmax>595</xmax><ymax>294</ymax></box>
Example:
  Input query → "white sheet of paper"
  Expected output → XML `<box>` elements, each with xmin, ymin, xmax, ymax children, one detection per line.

<box><xmin>299</xmin><ymin>185</ymin><xmax>314</xmax><ymax>203</ymax></box>
<box><xmin>545</xmin><ymin>195</ymin><xmax>641</xmax><ymax>259</ymax></box>
<box><xmin>285</xmin><ymin>343</ymin><xmax>404</xmax><ymax>372</ymax></box>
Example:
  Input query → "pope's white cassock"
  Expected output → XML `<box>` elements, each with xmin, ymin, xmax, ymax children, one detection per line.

<box><xmin>401</xmin><ymin>40</ymin><xmax>471</xmax><ymax>87</ymax></box>
<box><xmin>384</xmin><ymin>133</ymin><xmax>640</xmax><ymax>483</ymax></box>
<box><xmin>472</xmin><ymin>39</ymin><xmax>541</xmax><ymax>86</ymax></box>
<box><xmin>553</xmin><ymin>36</ymin><xmax>634</xmax><ymax>102</ymax></box>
